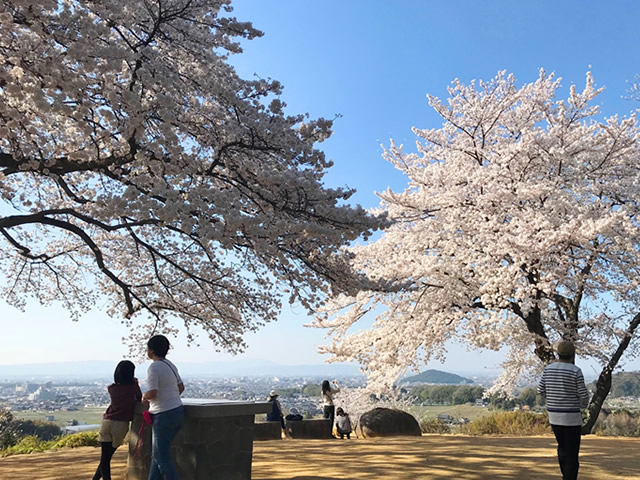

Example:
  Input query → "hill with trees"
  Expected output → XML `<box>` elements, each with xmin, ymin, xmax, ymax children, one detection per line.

<box><xmin>401</xmin><ymin>369</ymin><xmax>473</xmax><ymax>385</ymax></box>
<box><xmin>591</xmin><ymin>371</ymin><xmax>640</xmax><ymax>398</ymax></box>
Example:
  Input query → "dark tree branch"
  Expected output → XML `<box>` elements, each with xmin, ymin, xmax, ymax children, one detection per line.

<box><xmin>583</xmin><ymin>311</ymin><xmax>640</xmax><ymax>434</ymax></box>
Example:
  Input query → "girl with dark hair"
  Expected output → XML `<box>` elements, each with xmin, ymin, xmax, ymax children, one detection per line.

<box><xmin>142</xmin><ymin>334</ymin><xmax>185</xmax><ymax>480</ymax></box>
<box><xmin>93</xmin><ymin>360</ymin><xmax>142</xmax><ymax>480</ymax></box>
<box><xmin>321</xmin><ymin>380</ymin><xmax>340</xmax><ymax>429</ymax></box>
<box><xmin>335</xmin><ymin>407</ymin><xmax>352</xmax><ymax>439</ymax></box>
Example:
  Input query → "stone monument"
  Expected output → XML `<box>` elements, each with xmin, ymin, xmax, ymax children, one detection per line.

<box><xmin>126</xmin><ymin>399</ymin><xmax>272</xmax><ymax>480</ymax></box>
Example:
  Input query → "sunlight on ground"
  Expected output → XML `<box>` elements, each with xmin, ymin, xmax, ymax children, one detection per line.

<box><xmin>1</xmin><ymin>435</ymin><xmax>639</xmax><ymax>479</ymax></box>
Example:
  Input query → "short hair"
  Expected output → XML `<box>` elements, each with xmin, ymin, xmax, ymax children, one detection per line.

<box><xmin>558</xmin><ymin>353</ymin><xmax>574</xmax><ymax>361</ymax></box>
<box><xmin>114</xmin><ymin>360</ymin><xmax>136</xmax><ymax>385</ymax></box>
<box><xmin>556</xmin><ymin>340</ymin><xmax>575</xmax><ymax>356</ymax></box>
<box><xmin>147</xmin><ymin>335</ymin><xmax>170</xmax><ymax>358</ymax></box>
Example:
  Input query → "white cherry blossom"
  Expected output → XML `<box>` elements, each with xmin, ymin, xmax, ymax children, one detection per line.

<box><xmin>0</xmin><ymin>0</ymin><xmax>381</xmax><ymax>353</ymax></box>
<box><xmin>315</xmin><ymin>70</ymin><xmax>640</xmax><ymax>433</ymax></box>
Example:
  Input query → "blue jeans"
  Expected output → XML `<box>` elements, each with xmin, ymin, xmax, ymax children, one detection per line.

<box><xmin>149</xmin><ymin>406</ymin><xmax>184</xmax><ymax>480</ymax></box>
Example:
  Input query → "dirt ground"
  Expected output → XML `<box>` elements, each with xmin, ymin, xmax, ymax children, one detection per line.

<box><xmin>1</xmin><ymin>434</ymin><xmax>639</xmax><ymax>479</ymax></box>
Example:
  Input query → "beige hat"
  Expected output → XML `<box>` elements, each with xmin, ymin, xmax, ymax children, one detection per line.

<box><xmin>556</xmin><ymin>341</ymin><xmax>575</xmax><ymax>356</ymax></box>
<box><xmin>269</xmin><ymin>390</ymin><xmax>278</xmax><ymax>397</ymax></box>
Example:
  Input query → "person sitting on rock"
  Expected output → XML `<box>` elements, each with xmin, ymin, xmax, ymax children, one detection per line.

<box><xmin>335</xmin><ymin>407</ymin><xmax>352</xmax><ymax>439</ymax></box>
<box><xmin>266</xmin><ymin>390</ymin><xmax>285</xmax><ymax>430</ymax></box>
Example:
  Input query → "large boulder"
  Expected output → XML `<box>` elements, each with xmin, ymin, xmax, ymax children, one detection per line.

<box><xmin>356</xmin><ymin>408</ymin><xmax>421</xmax><ymax>438</ymax></box>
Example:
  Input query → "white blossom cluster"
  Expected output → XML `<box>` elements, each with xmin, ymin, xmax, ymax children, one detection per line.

<box><xmin>0</xmin><ymin>0</ymin><xmax>381</xmax><ymax>351</ymax></box>
<box><xmin>315</xmin><ymin>70</ymin><xmax>640</xmax><ymax>394</ymax></box>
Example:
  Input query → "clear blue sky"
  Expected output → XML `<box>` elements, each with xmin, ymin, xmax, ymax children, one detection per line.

<box><xmin>2</xmin><ymin>0</ymin><xmax>640</xmax><ymax>376</ymax></box>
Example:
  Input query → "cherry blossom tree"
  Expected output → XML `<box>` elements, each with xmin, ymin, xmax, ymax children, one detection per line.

<box><xmin>0</xmin><ymin>0</ymin><xmax>380</xmax><ymax>351</ymax></box>
<box><xmin>315</xmin><ymin>70</ymin><xmax>640</xmax><ymax>433</ymax></box>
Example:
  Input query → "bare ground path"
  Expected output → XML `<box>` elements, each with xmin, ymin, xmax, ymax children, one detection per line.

<box><xmin>1</xmin><ymin>435</ymin><xmax>639</xmax><ymax>479</ymax></box>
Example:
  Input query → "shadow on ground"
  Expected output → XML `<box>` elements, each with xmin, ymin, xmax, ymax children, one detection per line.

<box><xmin>1</xmin><ymin>434</ymin><xmax>639</xmax><ymax>479</ymax></box>
<box><xmin>288</xmin><ymin>477</ymin><xmax>338</xmax><ymax>480</ymax></box>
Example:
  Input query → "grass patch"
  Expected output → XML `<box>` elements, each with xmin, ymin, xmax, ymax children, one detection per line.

<box><xmin>419</xmin><ymin>417</ymin><xmax>451</xmax><ymax>434</ymax></box>
<box><xmin>408</xmin><ymin>404</ymin><xmax>489</xmax><ymax>422</ymax></box>
<box><xmin>0</xmin><ymin>432</ymin><xmax>99</xmax><ymax>457</ymax></box>
<box><xmin>460</xmin><ymin>410</ymin><xmax>550</xmax><ymax>436</ymax></box>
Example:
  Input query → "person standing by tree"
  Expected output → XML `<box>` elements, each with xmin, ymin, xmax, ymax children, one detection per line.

<box><xmin>142</xmin><ymin>335</ymin><xmax>185</xmax><ymax>480</ymax></box>
<box><xmin>321</xmin><ymin>380</ymin><xmax>340</xmax><ymax>428</ymax></box>
<box><xmin>537</xmin><ymin>341</ymin><xmax>589</xmax><ymax>480</ymax></box>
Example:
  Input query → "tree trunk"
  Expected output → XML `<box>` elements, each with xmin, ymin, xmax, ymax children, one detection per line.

<box><xmin>524</xmin><ymin>308</ymin><xmax>555</xmax><ymax>363</ymax></box>
<box><xmin>582</xmin><ymin>312</ymin><xmax>640</xmax><ymax>434</ymax></box>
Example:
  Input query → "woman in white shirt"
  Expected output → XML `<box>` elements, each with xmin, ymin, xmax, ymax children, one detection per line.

<box><xmin>321</xmin><ymin>380</ymin><xmax>340</xmax><ymax>427</ymax></box>
<box><xmin>141</xmin><ymin>335</ymin><xmax>184</xmax><ymax>480</ymax></box>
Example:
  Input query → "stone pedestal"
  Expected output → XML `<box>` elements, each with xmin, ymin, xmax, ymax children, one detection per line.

<box><xmin>285</xmin><ymin>419</ymin><xmax>333</xmax><ymax>439</ymax></box>
<box><xmin>126</xmin><ymin>399</ymin><xmax>271</xmax><ymax>480</ymax></box>
<box><xmin>253</xmin><ymin>421</ymin><xmax>283</xmax><ymax>440</ymax></box>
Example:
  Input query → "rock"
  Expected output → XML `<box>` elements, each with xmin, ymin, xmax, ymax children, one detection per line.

<box><xmin>356</xmin><ymin>407</ymin><xmax>421</xmax><ymax>438</ymax></box>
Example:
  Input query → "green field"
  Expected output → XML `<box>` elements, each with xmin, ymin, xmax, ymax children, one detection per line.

<box><xmin>16</xmin><ymin>407</ymin><xmax>104</xmax><ymax>428</ymax></box>
<box><xmin>408</xmin><ymin>404</ymin><xmax>491</xmax><ymax>422</ymax></box>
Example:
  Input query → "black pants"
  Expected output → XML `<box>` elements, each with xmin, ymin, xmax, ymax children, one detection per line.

<box><xmin>323</xmin><ymin>405</ymin><xmax>335</xmax><ymax>426</ymax></box>
<box><xmin>551</xmin><ymin>424</ymin><xmax>581</xmax><ymax>480</ymax></box>
<box><xmin>92</xmin><ymin>442</ymin><xmax>117</xmax><ymax>480</ymax></box>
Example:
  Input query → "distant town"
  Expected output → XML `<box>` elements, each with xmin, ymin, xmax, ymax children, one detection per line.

<box><xmin>0</xmin><ymin>374</ymin><xmax>368</xmax><ymax>427</ymax></box>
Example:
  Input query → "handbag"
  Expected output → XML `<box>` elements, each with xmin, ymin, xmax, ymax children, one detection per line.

<box><xmin>134</xmin><ymin>410</ymin><xmax>153</xmax><ymax>458</ymax></box>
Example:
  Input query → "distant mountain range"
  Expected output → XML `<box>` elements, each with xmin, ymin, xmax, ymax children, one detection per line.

<box><xmin>0</xmin><ymin>361</ymin><xmax>498</xmax><ymax>384</ymax></box>
<box><xmin>401</xmin><ymin>369</ymin><xmax>474</xmax><ymax>385</ymax></box>
<box><xmin>0</xmin><ymin>359</ymin><xmax>364</xmax><ymax>379</ymax></box>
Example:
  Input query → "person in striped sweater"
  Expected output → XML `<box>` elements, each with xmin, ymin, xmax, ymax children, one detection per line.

<box><xmin>537</xmin><ymin>341</ymin><xmax>590</xmax><ymax>480</ymax></box>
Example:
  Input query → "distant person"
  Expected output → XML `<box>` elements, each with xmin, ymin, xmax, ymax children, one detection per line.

<box><xmin>335</xmin><ymin>407</ymin><xmax>352</xmax><ymax>439</ymax></box>
<box><xmin>92</xmin><ymin>360</ymin><xmax>142</xmax><ymax>480</ymax></box>
<box><xmin>266</xmin><ymin>390</ymin><xmax>285</xmax><ymax>430</ymax></box>
<box><xmin>537</xmin><ymin>341</ymin><xmax>590</xmax><ymax>480</ymax></box>
<box><xmin>285</xmin><ymin>407</ymin><xmax>303</xmax><ymax>422</ymax></box>
<box><xmin>141</xmin><ymin>335</ymin><xmax>185</xmax><ymax>480</ymax></box>
<box><xmin>321</xmin><ymin>380</ymin><xmax>340</xmax><ymax>427</ymax></box>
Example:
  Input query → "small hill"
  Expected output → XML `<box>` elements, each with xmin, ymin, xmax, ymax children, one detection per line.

<box><xmin>590</xmin><ymin>370</ymin><xmax>640</xmax><ymax>398</ymax></box>
<box><xmin>401</xmin><ymin>369</ymin><xmax>473</xmax><ymax>385</ymax></box>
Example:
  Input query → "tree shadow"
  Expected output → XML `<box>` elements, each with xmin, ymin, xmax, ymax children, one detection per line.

<box><xmin>288</xmin><ymin>477</ymin><xmax>337</xmax><ymax>480</ymax></box>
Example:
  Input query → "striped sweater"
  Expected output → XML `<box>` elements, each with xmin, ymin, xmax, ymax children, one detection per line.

<box><xmin>537</xmin><ymin>362</ymin><xmax>590</xmax><ymax>426</ymax></box>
